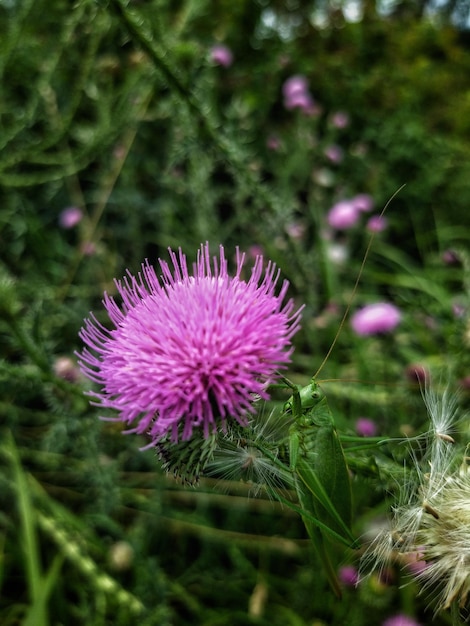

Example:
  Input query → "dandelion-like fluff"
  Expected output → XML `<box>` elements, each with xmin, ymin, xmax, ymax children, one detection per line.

<box><xmin>153</xmin><ymin>400</ymin><xmax>294</xmax><ymax>492</ymax></box>
<box><xmin>361</xmin><ymin>380</ymin><xmax>470</xmax><ymax>616</ymax></box>
<box><xmin>78</xmin><ymin>243</ymin><xmax>303</xmax><ymax>446</ymax></box>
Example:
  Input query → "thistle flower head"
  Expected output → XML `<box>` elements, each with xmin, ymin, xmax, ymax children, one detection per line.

<box><xmin>78</xmin><ymin>244</ymin><xmax>302</xmax><ymax>445</ymax></box>
<box><xmin>360</xmin><ymin>379</ymin><xmax>470</xmax><ymax>615</ymax></box>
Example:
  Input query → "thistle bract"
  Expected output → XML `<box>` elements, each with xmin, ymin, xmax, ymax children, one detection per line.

<box><xmin>78</xmin><ymin>243</ymin><xmax>302</xmax><ymax>445</ymax></box>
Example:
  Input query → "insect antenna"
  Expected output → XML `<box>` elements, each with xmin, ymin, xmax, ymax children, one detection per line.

<box><xmin>314</xmin><ymin>184</ymin><xmax>406</xmax><ymax>380</ymax></box>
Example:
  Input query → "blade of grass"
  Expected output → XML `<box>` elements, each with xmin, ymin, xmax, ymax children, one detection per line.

<box><xmin>22</xmin><ymin>554</ymin><xmax>64</xmax><ymax>626</ymax></box>
<box><xmin>7</xmin><ymin>431</ymin><xmax>47</xmax><ymax>626</ymax></box>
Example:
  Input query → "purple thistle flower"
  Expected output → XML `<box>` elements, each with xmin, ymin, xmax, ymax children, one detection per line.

<box><xmin>59</xmin><ymin>206</ymin><xmax>83</xmax><ymax>229</ymax></box>
<box><xmin>351</xmin><ymin>302</ymin><xmax>401</xmax><ymax>336</ymax></box>
<box><xmin>355</xmin><ymin>417</ymin><xmax>377</xmax><ymax>437</ymax></box>
<box><xmin>282</xmin><ymin>75</ymin><xmax>317</xmax><ymax>114</ymax></box>
<box><xmin>338</xmin><ymin>565</ymin><xmax>359</xmax><ymax>587</ymax></box>
<box><xmin>327</xmin><ymin>200</ymin><xmax>360</xmax><ymax>230</ymax></box>
<box><xmin>330</xmin><ymin>111</ymin><xmax>350</xmax><ymax>129</ymax></box>
<box><xmin>366</xmin><ymin>214</ymin><xmax>388</xmax><ymax>233</ymax></box>
<box><xmin>382</xmin><ymin>615</ymin><xmax>421</xmax><ymax>626</ymax></box>
<box><xmin>324</xmin><ymin>144</ymin><xmax>344</xmax><ymax>164</ymax></box>
<box><xmin>78</xmin><ymin>244</ymin><xmax>303</xmax><ymax>445</ymax></box>
<box><xmin>284</xmin><ymin>91</ymin><xmax>315</xmax><ymax>112</ymax></box>
<box><xmin>351</xmin><ymin>193</ymin><xmax>374</xmax><ymax>213</ymax></box>
<box><xmin>210</xmin><ymin>44</ymin><xmax>233</xmax><ymax>67</ymax></box>
<box><xmin>282</xmin><ymin>75</ymin><xmax>309</xmax><ymax>99</ymax></box>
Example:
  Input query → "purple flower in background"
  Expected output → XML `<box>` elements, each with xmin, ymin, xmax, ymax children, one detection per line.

<box><xmin>282</xmin><ymin>75</ymin><xmax>316</xmax><ymax>113</ymax></box>
<box><xmin>285</xmin><ymin>221</ymin><xmax>306</xmax><ymax>240</ymax></box>
<box><xmin>327</xmin><ymin>200</ymin><xmax>360</xmax><ymax>230</ymax></box>
<box><xmin>452</xmin><ymin>301</ymin><xmax>466</xmax><ymax>318</ymax></box>
<box><xmin>285</xmin><ymin>91</ymin><xmax>315</xmax><ymax>112</ymax></box>
<box><xmin>355</xmin><ymin>417</ymin><xmax>377</xmax><ymax>437</ymax></box>
<box><xmin>405</xmin><ymin>363</ymin><xmax>429</xmax><ymax>384</ymax></box>
<box><xmin>282</xmin><ymin>75</ymin><xmax>309</xmax><ymax>99</ymax></box>
<box><xmin>382</xmin><ymin>615</ymin><xmax>421</xmax><ymax>626</ymax></box>
<box><xmin>78</xmin><ymin>244</ymin><xmax>303</xmax><ymax>444</ymax></box>
<box><xmin>210</xmin><ymin>44</ymin><xmax>233</xmax><ymax>67</ymax></box>
<box><xmin>351</xmin><ymin>303</ymin><xmax>401</xmax><ymax>336</ymax></box>
<box><xmin>367</xmin><ymin>215</ymin><xmax>388</xmax><ymax>233</ymax></box>
<box><xmin>330</xmin><ymin>111</ymin><xmax>350</xmax><ymax>129</ymax></box>
<box><xmin>405</xmin><ymin>549</ymin><xmax>428</xmax><ymax>575</ymax></box>
<box><xmin>247</xmin><ymin>244</ymin><xmax>264</xmax><ymax>259</ymax></box>
<box><xmin>351</xmin><ymin>193</ymin><xmax>374</xmax><ymax>212</ymax></box>
<box><xmin>266</xmin><ymin>135</ymin><xmax>281</xmax><ymax>151</ymax></box>
<box><xmin>80</xmin><ymin>241</ymin><xmax>97</xmax><ymax>256</ymax></box>
<box><xmin>442</xmin><ymin>249</ymin><xmax>460</xmax><ymax>265</ymax></box>
<box><xmin>59</xmin><ymin>206</ymin><xmax>83</xmax><ymax>229</ymax></box>
<box><xmin>324</xmin><ymin>144</ymin><xmax>344</xmax><ymax>164</ymax></box>
<box><xmin>338</xmin><ymin>565</ymin><xmax>359</xmax><ymax>587</ymax></box>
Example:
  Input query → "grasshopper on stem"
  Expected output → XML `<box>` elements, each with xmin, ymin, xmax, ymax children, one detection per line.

<box><xmin>268</xmin><ymin>187</ymin><xmax>405</xmax><ymax>596</ymax></box>
<box><xmin>276</xmin><ymin>377</ymin><xmax>355</xmax><ymax>598</ymax></box>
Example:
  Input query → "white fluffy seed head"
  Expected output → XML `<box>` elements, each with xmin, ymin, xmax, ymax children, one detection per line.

<box><xmin>415</xmin><ymin>469</ymin><xmax>470</xmax><ymax>610</ymax></box>
<box><xmin>360</xmin><ymin>380</ymin><xmax>470</xmax><ymax>614</ymax></box>
<box><xmin>206</xmin><ymin>404</ymin><xmax>293</xmax><ymax>496</ymax></box>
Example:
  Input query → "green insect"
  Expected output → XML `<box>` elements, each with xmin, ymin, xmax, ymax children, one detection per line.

<box><xmin>281</xmin><ymin>376</ymin><xmax>356</xmax><ymax>598</ymax></box>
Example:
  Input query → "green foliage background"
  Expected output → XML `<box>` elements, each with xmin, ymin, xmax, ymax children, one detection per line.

<box><xmin>1</xmin><ymin>1</ymin><xmax>470</xmax><ymax>624</ymax></box>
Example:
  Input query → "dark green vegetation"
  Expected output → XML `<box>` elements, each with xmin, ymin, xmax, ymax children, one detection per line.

<box><xmin>1</xmin><ymin>1</ymin><xmax>470</xmax><ymax>624</ymax></box>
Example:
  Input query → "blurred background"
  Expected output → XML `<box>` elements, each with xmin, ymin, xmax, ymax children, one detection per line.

<box><xmin>1</xmin><ymin>0</ymin><xmax>470</xmax><ymax>624</ymax></box>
